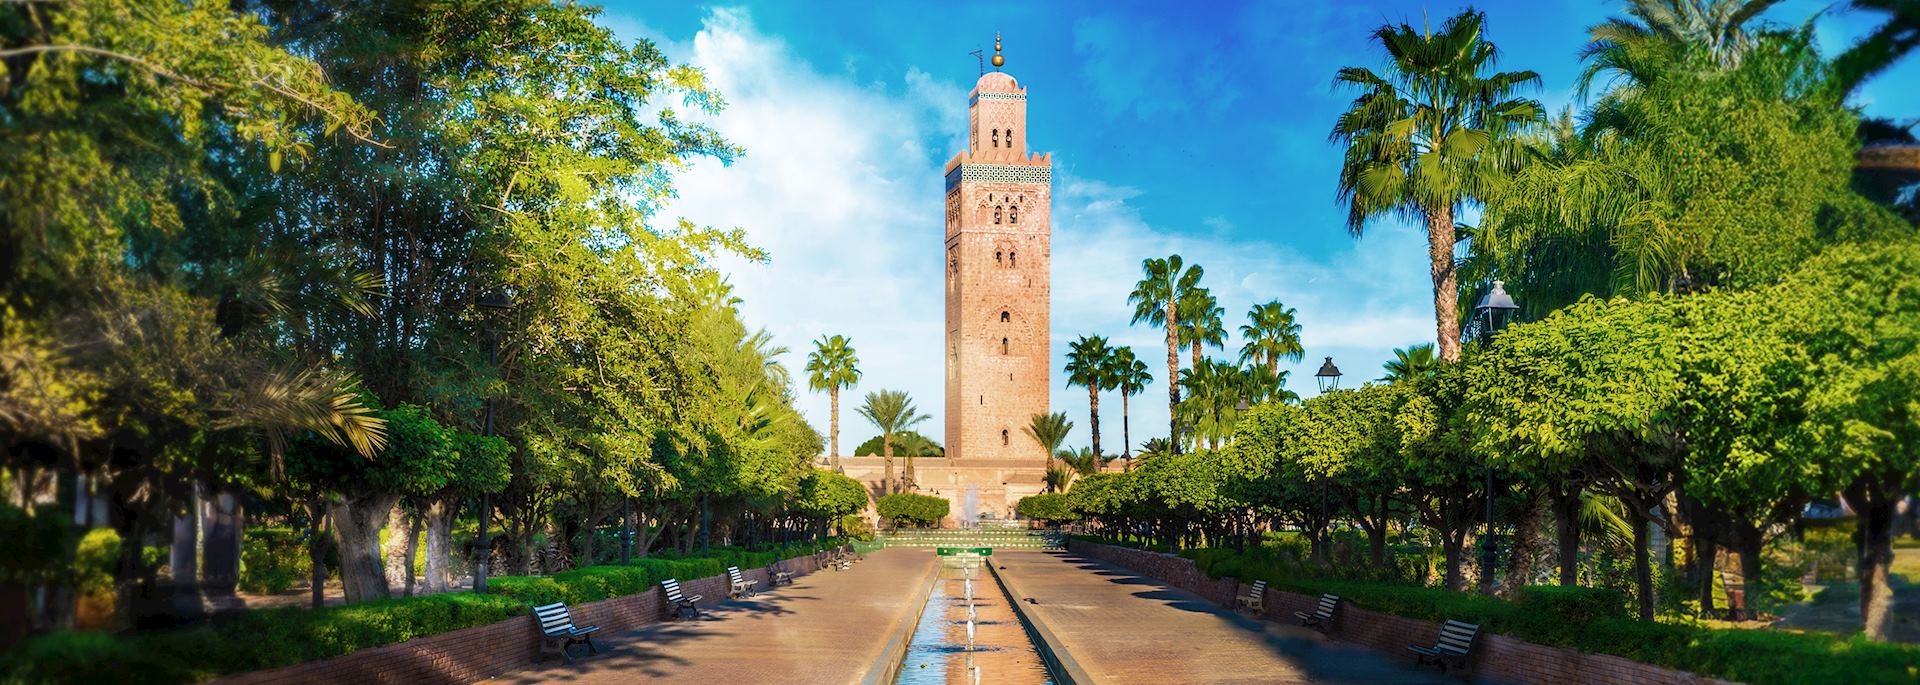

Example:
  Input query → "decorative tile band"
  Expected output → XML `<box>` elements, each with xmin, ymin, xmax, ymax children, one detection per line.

<box><xmin>970</xmin><ymin>91</ymin><xmax>1027</xmax><ymax>105</ymax></box>
<box><xmin>946</xmin><ymin>163</ymin><xmax>1052</xmax><ymax>190</ymax></box>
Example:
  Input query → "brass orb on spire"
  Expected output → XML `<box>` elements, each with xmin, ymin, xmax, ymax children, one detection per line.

<box><xmin>992</xmin><ymin>32</ymin><xmax>1004</xmax><ymax>68</ymax></box>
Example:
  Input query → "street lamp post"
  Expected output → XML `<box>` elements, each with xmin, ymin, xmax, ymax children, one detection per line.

<box><xmin>1474</xmin><ymin>280</ymin><xmax>1519</xmax><ymax>595</ymax></box>
<box><xmin>474</xmin><ymin>292</ymin><xmax>512</xmax><ymax>594</ymax></box>
<box><xmin>1313</xmin><ymin>357</ymin><xmax>1342</xmax><ymax>394</ymax></box>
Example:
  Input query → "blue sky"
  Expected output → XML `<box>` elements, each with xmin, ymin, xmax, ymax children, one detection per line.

<box><xmin>600</xmin><ymin>1</ymin><xmax>1920</xmax><ymax>455</ymax></box>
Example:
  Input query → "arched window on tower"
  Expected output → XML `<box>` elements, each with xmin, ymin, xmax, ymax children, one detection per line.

<box><xmin>1001</xmin><ymin>429</ymin><xmax>1009</xmax><ymax>446</ymax></box>
<box><xmin>1009</xmin><ymin>252</ymin><xmax>1017</xmax><ymax>267</ymax></box>
<box><xmin>1009</xmin><ymin>205</ymin><xmax>1018</xmax><ymax>224</ymax></box>
<box><xmin>994</xmin><ymin>206</ymin><xmax>1002</xmax><ymax>224</ymax></box>
<box><xmin>1001</xmin><ymin>337</ymin><xmax>1009</xmax><ymax>355</ymax></box>
<box><xmin>991</xmin><ymin>129</ymin><xmax>999</xmax><ymax>148</ymax></box>
<box><xmin>995</xmin><ymin>250</ymin><xmax>1003</xmax><ymax>265</ymax></box>
<box><xmin>1000</xmin><ymin>311</ymin><xmax>1010</xmax><ymax>323</ymax></box>
<box><xmin>1007</xmin><ymin>128</ymin><xmax>1015</xmax><ymax>148</ymax></box>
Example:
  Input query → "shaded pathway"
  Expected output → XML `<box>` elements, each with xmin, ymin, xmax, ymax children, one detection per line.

<box><xmin>484</xmin><ymin>548</ymin><xmax>936</xmax><ymax>684</ymax></box>
<box><xmin>993</xmin><ymin>550</ymin><xmax>1454</xmax><ymax>684</ymax></box>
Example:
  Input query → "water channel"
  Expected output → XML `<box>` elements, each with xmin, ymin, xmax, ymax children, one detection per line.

<box><xmin>893</xmin><ymin>556</ymin><xmax>1055</xmax><ymax>685</ymax></box>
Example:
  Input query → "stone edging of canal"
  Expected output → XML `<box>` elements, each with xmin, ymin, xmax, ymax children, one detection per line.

<box><xmin>991</xmin><ymin>557</ymin><xmax>1095</xmax><ymax>685</ymax></box>
<box><xmin>860</xmin><ymin>558</ymin><xmax>943</xmax><ymax>685</ymax></box>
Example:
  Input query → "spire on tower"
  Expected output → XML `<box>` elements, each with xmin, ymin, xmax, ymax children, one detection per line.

<box><xmin>992</xmin><ymin>32</ymin><xmax>1004</xmax><ymax>69</ymax></box>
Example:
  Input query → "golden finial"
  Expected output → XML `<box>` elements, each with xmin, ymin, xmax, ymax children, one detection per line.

<box><xmin>992</xmin><ymin>32</ymin><xmax>1004</xmax><ymax>68</ymax></box>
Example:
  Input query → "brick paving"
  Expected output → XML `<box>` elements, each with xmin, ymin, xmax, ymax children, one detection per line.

<box><xmin>993</xmin><ymin>550</ymin><xmax>1455</xmax><ymax>685</ymax></box>
<box><xmin>483</xmin><ymin>548</ymin><xmax>937</xmax><ymax>684</ymax></box>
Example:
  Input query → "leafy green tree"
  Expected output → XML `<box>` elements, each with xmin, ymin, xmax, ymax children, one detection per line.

<box><xmin>1468</xmin><ymin>296</ymin><xmax>1686</xmax><ymax>618</ymax></box>
<box><xmin>1023</xmin><ymin>412</ymin><xmax>1074</xmax><ymax>491</ymax></box>
<box><xmin>1238</xmin><ymin>301</ymin><xmax>1305</xmax><ymax>376</ymax></box>
<box><xmin>853</xmin><ymin>432</ymin><xmax>940</xmax><ymax>458</ymax></box>
<box><xmin>796</xmin><ymin>469</ymin><xmax>869</xmax><ymax>539</ymax></box>
<box><xmin>856</xmin><ymin>390</ymin><xmax>928</xmax><ymax>495</ymax></box>
<box><xmin>1332</xmin><ymin>9</ymin><xmax>1543</xmax><ymax>362</ymax></box>
<box><xmin>1129</xmin><ymin>255</ymin><xmax>1205</xmax><ymax>452</ymax></box>
<box><xmin>1395</xmin><ymin>364</ymin><xmax>1491</xmax><ymax>591</ymax></box>
<box><xmin>1108</xmin><ymin>347</ymin><xmax>1153</xmax><ymax>466</ymax></box>
<box><xmin>806</xmin><ymin>335</ymin><xmax>861</xmax><ymax>470</ymax></box>
<box><xmin>1065</xmin><ymin>335</ymin><xmax>1116</xmax><ymax>462</ymax></box>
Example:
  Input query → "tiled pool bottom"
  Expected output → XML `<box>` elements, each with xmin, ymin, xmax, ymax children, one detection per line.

<box><xmin>893</xmin><ymin>564</ymin><xmax>1054</xmax><ymax>685</ymax></box>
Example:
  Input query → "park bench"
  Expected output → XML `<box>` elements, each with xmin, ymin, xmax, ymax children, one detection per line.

<box><xmin>726</xmin><ymin>566</ymin><xmax>758</xmax><ymax>598</ymax></box>
<box><xmin>768</xmin><ymin>560</ymin><xmax>795</xmax><ymax>587</ymax></box>
<box><xmin>531</xmin><ymin>602</ymin><xmax>600</xmax><ymax>663</ymax></box>
<box><xmin>1236</xmin><ymin>580</ymin><xmax>1267</xmax><ymax>614</ymax></box>
<box><xmin>662</xmin><ymin>578</ymin><xmax>703</xmax><ymax>621</ymax></box>
<box><xmin>1295</xmin><ymin>593</ymin><xmax>1341</xmax><ymax>631</ymax></box>
<box><xmin>1408</xmin><ymin>619</ymin><xmax>1480</xmax><ymax>673</ymax></box>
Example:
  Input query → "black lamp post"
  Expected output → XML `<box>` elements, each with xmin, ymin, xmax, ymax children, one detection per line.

<box><xmin>1313</xmin><ymin>357</ymin><xmax>1342</xmax><ymax>394</ymax></box>
<box><xmin>1474</xmin><ymin>280</ymin><xmax>1519</xmax><ymax>594</ymax></box>
<box><xmin>474</xmin><ymin>291</ymin><xmax>512</xmax><ymax>593</ymax></box>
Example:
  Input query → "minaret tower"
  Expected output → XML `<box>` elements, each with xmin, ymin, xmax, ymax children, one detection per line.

<box><xmin>944</xmin><ymin>34</ymin><xmax>1051</xmax><ymax>463</ymax></box>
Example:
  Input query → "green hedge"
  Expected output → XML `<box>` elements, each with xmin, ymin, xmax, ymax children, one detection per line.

<box><xmin>0</xmin><ymin>541</ymin><xmax>842</xmax><ymax>685</ymax></box>
<box><xmin>875</xmin><ymin>493</ymin><xmax>948</xmax><ymax>527</ymax></box>
<box><xmin>1175</xmin><ymin>544</ymin><xmax>1920</xmax><ymax>685</ymax></box>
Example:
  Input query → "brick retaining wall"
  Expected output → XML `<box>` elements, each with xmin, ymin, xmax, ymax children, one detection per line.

<box><xmin>205</xmin><ymin>546</ymin><xmax>846</xmax><ymax>685</ymax></box>
<box><xmin>1066</xmin><ymin>539</ymin><xmax>1742</xmax><ymax>685</ymax></box>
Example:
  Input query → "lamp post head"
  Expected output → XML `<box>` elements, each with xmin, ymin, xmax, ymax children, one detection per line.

<box><xmin>1236</xmin><ymin>398</ymin><xmax>1252</xmax><ymax>413</ymax></box>
<box><xmin>1314</xmin><ymin>356</ymin><xmax>1342</xmax><ymax>393</ymax></box>
<box><xmin>1474</xmin><ymin>280</ymin><xmax>1520</xmax><ymax>338</ymax></box>
<box><xmin>479</xmin><ymin>291</ymin><xmax>514</xmax><ymax>311</ymax></box>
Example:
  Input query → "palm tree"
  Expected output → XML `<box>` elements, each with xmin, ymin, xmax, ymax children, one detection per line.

<box><xmin>1136</xmin><ymin>437</ymin><xmax>1174</xmax><ymax>462</ymax></box>
<box><xmin>1058</xmin><ymin>446</ymin><xmax>1105</xmax><ymax>483</ymax></box>
<box><xmin>1109</xmin><ymin>346</ymin><xmax>1153</xmax><ymax>468</ymax></box>
<box><xmin>1023</xmin><ymin>412</ymin><xmax>1074</xmax><ymax>491</ymax></box>
<box><xmin>1064</xmin><ymin>335</ymin><xmax>1116</xmax><ymax>464</ymax></box>
<box><xmin>1380</xmin><ymin>343</ymin><xmax>1440</xmax><ymax>382</ymax></box>
<box><xmin>806</xmin><ymin>335</ymin><xmax>861</xmax><ymax>471</ymax></box>
<box><xmin>1129</xmin><ymin>255</ymin><xmax>1205</xmax><ymax>452</ymax></box>
<box><xmin>1240</xmin><ymin>363</ymin><xmax>1298</xmax><ymax>406</ymax></box>
<box><xmin>856</xmin><ymin>389</ymin><xmax>927</xmax><ymax>495</ymax></box>
<box><xmin>896</xmin><ymin>431</ymin><xmax>936</xmax><ymax>491</ymax></box>
<box><xmin>1178</xmin><ymin>358</ymin><xmax>1242</xmax><ymax>450</ymax></box>
<box><xmin>1332</xmin><ymin>9</ymin><xmax>1543</xmax><ymax>363</ymax></box>
<box><xmin>1178</xmin><ymin>288</ymin><xmax>1227</xmax><ymax>371</ymax></box>
<box><xmin>1238</xmin><ymin>301</ymin><xmax>1305</xmax><ymax>375</ymax></box>
<box><xmin>1610</xmin><ymin>0</ymin><xmax>1782</xmax><ymax>69</ymax></box>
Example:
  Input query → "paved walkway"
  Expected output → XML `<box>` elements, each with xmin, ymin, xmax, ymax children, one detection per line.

<box><xmin>484</xmin><ymin>548</ymin><xmax>936</xmax><ymax>684</ymax></box>
<box><xmin>994</xmin><ymin>550</ymin><xmax>1454</xmax><ymax>685</ymax></box>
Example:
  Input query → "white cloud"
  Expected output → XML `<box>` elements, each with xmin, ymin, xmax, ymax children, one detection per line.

<box><xmin>623</xmin><ymin>8</ymin><xmax>1439</xmax><ymax>456</ymax></box>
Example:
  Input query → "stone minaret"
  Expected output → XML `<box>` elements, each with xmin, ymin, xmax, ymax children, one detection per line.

<box><xmin>944</xmin><ymin>35</ymin><xmax>1051</xmax><ymax>463</ymax></box>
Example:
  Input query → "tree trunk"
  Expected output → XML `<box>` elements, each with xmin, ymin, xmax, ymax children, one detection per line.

<box><xmin>1631</xmin><ymin>506</ymin><xmax>1654</xmax><ymax>620</ymax></box>
<box><xmin>1505</xmin><ymin>494</ymin><xmax>1544</xmax><ymax>590</ymax></box>
<box><xmin>830</xmin><ymin>388</ymin><xmax>842</xmax><ymax>472</ymax></box>
<box><xmin>1443</xmin><ymin>534</ymin><xmax>1466</xmax><ymax>592</ymax></box>
<box><xmin>1121</xmin><ymin>392</ymin><xmax>1132</xmax><ymax>466</ymax></box>
<box><xmin>169</xmin><ymin>484</ymin><xmax>199</xmax><ymax>595</ymax></box>
<box><xmin>1164</xmin><ymin>300</ymin><xmax>1181</xmax><ymax>454</ymax></box>
<box><xmin>1366</xmin><ymin>524</ymin><xmax>1387</xmax><ymax>567</ymax></box>
<box><xmin>1190</xmin><ymin>340</ymin><xmax>1202</xmax><ymax>375</ymax></box>
<box><xmin>1088</xmin><ymin>386</ymin><xmax>1102</xmax><ymax>465</ymax></box>
<box><xmin>422</xmin><ymin>499</ymin><xmax>453</xmax><ymax>594</ymax></box>
<box><xmin>882</xmin><ymin>434</ymin><xmax>895</xmax><ymax>495</ymax></box>
<box><xmin>403</xmin><ymin>514</ymin><xmax>420</xmax><ymax>596</ymax></box>
<box><xmin>1551</xmin><ymin>487</ymin><xmax>1582</xmax><ymax>586</ymax></box>
<box><xmin>307</xmin><ymin>497</ymin><xmax>329</xmax><ymax>609</ymax></box>
<box><xmin>201</xmin><ymin>488</ymin><xmax>242</xmax><ymax>597</ymax></box>
<box><xmin>1695</xmin><ymin>535</ymin><xmax>1719</xmax><ymax>618</ymax></box>
<box><xmin>383</xmin><ymin>503</ymin><xmax>412</xmax><ymax>595</ymax></box>
<box><xmin>330</xmin><ymin>494</ymin><xmax>398</xmax><ymax>604</ymax></box>
<box><xmin>1424</xmin><ymin>205</ymin><xmax>1463</xmax><ymax>363</ymax></box>
<box><xmin>1843</xmin><ymin>478</ymin><xmax>1898</xmax><ymax>640</ymax></box>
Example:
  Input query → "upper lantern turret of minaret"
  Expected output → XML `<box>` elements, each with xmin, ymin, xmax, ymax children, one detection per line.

<box><xmin>955</xmin><ymin>34</ymin><xmax>1050</xmax><ymax>168</ymax></box>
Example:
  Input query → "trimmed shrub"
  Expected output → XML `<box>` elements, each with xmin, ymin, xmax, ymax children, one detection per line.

<box><xmin>875</xmin><ymin>493</ymin><xmax>948</xmax><ymax>527</ymax></box>
<box><xmin>1015</xmin><ymin>493</ymin><xmax>1075</xmax><ymax>524</ymax></box>
<box><xmin>239</xmin><ymin>528</ymin><xmax>307</xmax><ymax>595</ymax></box>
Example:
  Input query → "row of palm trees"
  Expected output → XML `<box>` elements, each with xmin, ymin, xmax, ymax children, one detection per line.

<box><xmin>1047</xmin><ymin>254</ymin><xmax>1311</xmax><ymax>468</ymax></box>
<box><xmin>804</xmin><ymin>334</ymin><xmax>936</xmax><ymax>495</ymax></box>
